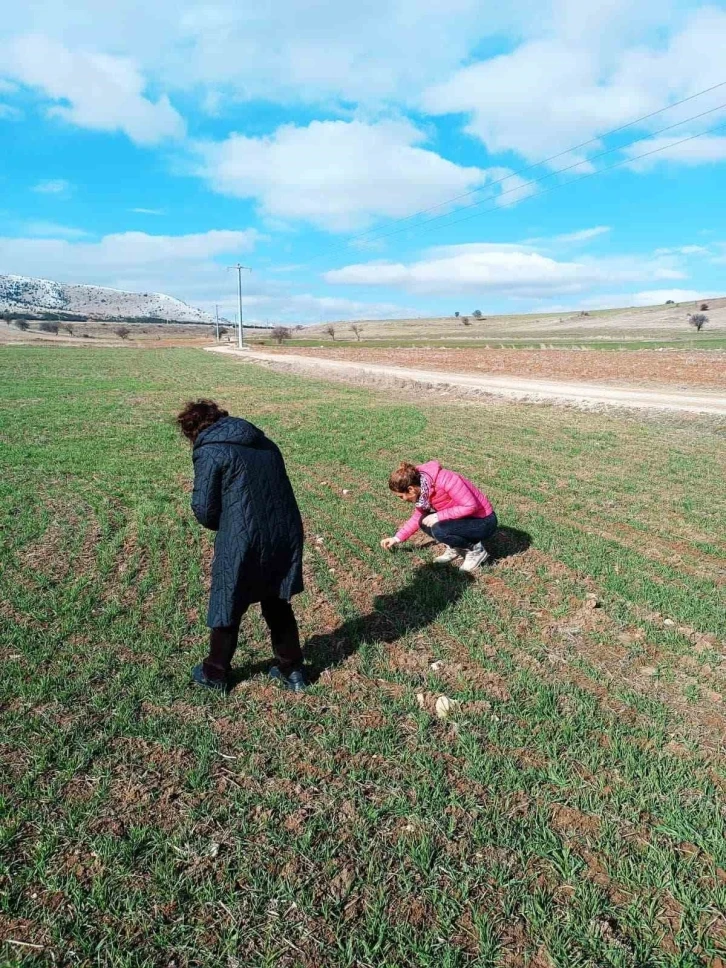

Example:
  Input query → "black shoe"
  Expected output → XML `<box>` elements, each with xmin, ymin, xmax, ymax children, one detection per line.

<box><xmin>191</xmin><ymin>663</ymin><xmax>228</xmax><ymax>692</ymax></box>
<box><xmin>269</xmin><ymin>666</ymin><xmax>307</xmax><ymax>693</ymax></box>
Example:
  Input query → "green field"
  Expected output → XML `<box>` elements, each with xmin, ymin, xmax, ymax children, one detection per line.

<box><xmin>1</xmin><ymin>347</ymin><xmax>725</xmax><ymax>967</ymax></box>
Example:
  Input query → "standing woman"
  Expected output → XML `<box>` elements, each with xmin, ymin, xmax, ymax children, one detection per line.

<box><xmin>177</xmin><ymin>399</ymin><xmax>306</xmax><ymax>692</ymax></box>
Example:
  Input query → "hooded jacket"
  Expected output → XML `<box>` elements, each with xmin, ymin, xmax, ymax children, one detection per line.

<box><xmin>395</xmin><ymin>460</ymin><xmax>494</xmax><ymax>543</ymax></box>
<box><xmin>191</xmin><ymin>417</ymin><xmax>304</xmax><ymax>626</ymax></box>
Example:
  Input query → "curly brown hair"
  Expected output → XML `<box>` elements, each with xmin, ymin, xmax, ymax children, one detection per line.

<box><xmin>176</xmin><ymin>399</ymin><xmax>229</xmax><ymax>442</ymax></box>
<box><xmin>388</xmin><ymin>462</ymin><xmax>421</xmax><ymax>493</ymax></box>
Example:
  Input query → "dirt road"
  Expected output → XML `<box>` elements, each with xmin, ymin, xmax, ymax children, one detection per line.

<box><xmin>207</xmin><ymin>347</ymin><xmax>726</xmax><ymax>415</ymax></box>
<box><xmin>249</xmin><ymin>345</ymin><xmax>726</xmax><ymax>390</ymax></box>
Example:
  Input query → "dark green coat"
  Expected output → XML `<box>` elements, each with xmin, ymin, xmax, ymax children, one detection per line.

<box><xmin>191</xmin><ymin>417</ymin><xmax>304</xmax><ymax>627</ymax></box>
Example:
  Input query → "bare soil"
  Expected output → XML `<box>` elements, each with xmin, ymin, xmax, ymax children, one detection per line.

<box><xmin>259</xmin><ymin>345</ymin><xmax>726</xmax><ymax>390</ymax></box>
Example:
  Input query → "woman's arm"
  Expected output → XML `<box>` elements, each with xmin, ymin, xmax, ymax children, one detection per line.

<box><xmin>191</xmin><ymin>448</ymin><xmax>224</xmax><ymax>531</ymax></box>
<box><xmin>394</xmin><ymin>508</ymin><xmax>425</xmax><ymax>543</ymax></box>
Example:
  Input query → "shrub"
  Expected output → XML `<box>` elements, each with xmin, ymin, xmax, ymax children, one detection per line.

<box><xmin>689</xmin><ymin>313</ymin><xmax>708</xmax><ymax>332</ymax></box>
<box><xmin>665</xmin><ymin>300</ymin><xmax>675</xmax><ymax>305</ymax></box>
<box><xmin>14</xmin><ymin>319</ymin><xmax>30</xmax><ymax>331</ymax></box>
<box><xmin>294</xmin><ymin>325</ymin><xmax>304</xmax><ymax>332</ymax></box>
<box><xmin>218</xmin><ymin>327</ymin><xmax>228</xmax><ymax>338</ymax></box>
<box><xmin>325</xmin><ymin>325</ymin><xmax>336</xmax><ymax>341</ymax></box>
<box><xmin>115</xmin><ymin>326</ymin><xmax>131</xmax><ymax>340</ymax></box>
<box><xmin>38</xmin><ymin>322</ymin><xmax>59</xmax><ymax>334</ymax></box>
<box><xmin>472</xmin><ymin>310</ymin><xmax>483</xmax><ymax>319</ymax></box>
<box><xmin>272</xmin><ymin>326</ymin><xmax>292</xmax><ymax>345</ymax></box>
<box><xmin>461</xmin><ymin>316</ymin><xmax>471</xmax><ymax>326</ymax></box>
<box><xmin>700</xmin><ymin>303</ymin><xmax>709</xmax><ymax>311</ymax></box>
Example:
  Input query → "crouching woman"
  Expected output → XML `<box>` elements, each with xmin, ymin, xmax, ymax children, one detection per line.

<box><xmin>177</xmin><ymin>399</ymin><xmax>306</xmax><ymax>692</ymax></box>
<box><xmin>381</xmin><ymin>461</ymin><xmax>497</xmax><ymax>572</ymax></box>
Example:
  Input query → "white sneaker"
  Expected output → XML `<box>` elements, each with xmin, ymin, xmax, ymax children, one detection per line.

<box><xmin>459</xmin><ymin>544</ymin><xmax>490</xmax><ymax>573</ymax></box>
<box><xmin>434</xmin><ymin>546</ymin><xmax>463</xmax><ymax>564</ymax></box>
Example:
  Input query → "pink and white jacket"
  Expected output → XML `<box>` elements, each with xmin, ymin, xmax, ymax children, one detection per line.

<box><xmin>394</xmin><ymin>461</ymin><xmax>494</xmax><ymax>543</ymax></box>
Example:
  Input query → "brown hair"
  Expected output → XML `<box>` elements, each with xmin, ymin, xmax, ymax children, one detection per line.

<box><xmin>388</xmin><ymin>462</ymin><xmax>421</xmax><ymax>493</ymax></box>
<box><xmin>176</xmin><ymin>399</ymin><xmax>229</xmax><ymax>442</ymax></box>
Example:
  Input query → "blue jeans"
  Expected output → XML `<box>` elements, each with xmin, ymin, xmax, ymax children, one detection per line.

<box><xmin>421</xmin><ymin>512</ymin><xmax>498</xmax><ymax>550</ymax></box>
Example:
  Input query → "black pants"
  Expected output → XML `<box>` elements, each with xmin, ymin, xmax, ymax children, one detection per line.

<box><xmin>203</xmin><ymin>598</ymin><xmax>303</xmax><ymax>682</ymax></box>
<box><xmin>421</xmin><ymin>512</ymin><xmax>498</xmax><ymax>550</ymax></box>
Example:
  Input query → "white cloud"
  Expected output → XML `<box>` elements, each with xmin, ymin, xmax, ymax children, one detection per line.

<box><xmin>0</xmin><ymin>229</ymin><xmax>258</xmax><ymax>308</ymax></box>
<box><xmin>422</xmin><ymin>6</ymin><xmax>726</xmax><ymax>167</ymax></box>
<box><xmin>0</xmin><ymin>104</ymin><xmax>21</xmax><ymax>119</ymax></box>
<box><xmin>624</xmin><ymin>134</ymin><xmax>726</xmax><ymax>170</ymax></box>
<box><xmin>32</xmin><ymin>179</ymin><xmax>72</xmax><ymax>195</ymax></box>
<box><xmin>196</xmin><ymin>118</ymin><xmax>486</xmax><ymax>232</ymax></box>
<box><xmin>524</xmin><ymin>225</ymin><xmax>612</xmax><ymax>244</ymax></box>
<box><xmin>324</xmin><ymin>241</ymin><xmax>686</xmax><ymax>296</ymax></box>
<box><xmin>23</xmin><ymin>221</ymin><xmax>88</xmax><ymax>239</ymax></box>
<box><xmin>491</xmin><ymin>172</ymin><xmax>539</xmax><ymax>208</ymax></box>
<box><xmin>654</xmin><ymin>244</ymin><xmax>710</xmax><ymax>256</ymax></box>
<box><xmin>131</xmin><ymin>207</ymin><xmax>165</xmax><ymax>215</ymax></box>
<box><xmin>554</xmin><ymin>226</ymin><xmax>611</xmax><ymax>244</ymax></box>
<box><xmin>6</xmin><ymin>35</ymin><xmax>185</xmax><ymax>144</ymax></box>
<box><xmin>0</xmin><ymin>0</ymin><xmax>518</xmax><ymax>106</ymax></box>
<box><xmin>238</xmin><ymin>292</ymin><xmax>417</xmax><ymax>324</ymax></box>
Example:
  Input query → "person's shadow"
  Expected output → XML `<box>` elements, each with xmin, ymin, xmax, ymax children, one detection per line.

<box><xmin>230</xmin><ymin>563</ymin><xmax>469</xmax><ymax>687</ymax></box>
<box><xmin>230</xmin><ymin>525</ymin><xmax>530</xmax><ymax>687</ymax></box>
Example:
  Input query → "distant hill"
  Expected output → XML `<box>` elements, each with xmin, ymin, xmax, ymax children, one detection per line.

<box><xmin>299</xmin><ymin>297</ymin><xmax>726</xmax><ymax>343</ymax></box>
<box><xmin>0</xmin><ymin>274</ymin><xmax>215</xmax><ymax>324</ymax></box>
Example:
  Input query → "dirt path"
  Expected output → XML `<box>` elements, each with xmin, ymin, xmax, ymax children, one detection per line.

<box><xmin>207</xmin><ymin>347</ymin><xmax>726</xmax><ymax>415</ymax></box>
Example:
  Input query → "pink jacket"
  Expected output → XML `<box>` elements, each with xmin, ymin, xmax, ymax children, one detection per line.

<box><xmin>395</xmin><ymin>461</ymin><xmax>494</xmax><ymax>543</ymax></box>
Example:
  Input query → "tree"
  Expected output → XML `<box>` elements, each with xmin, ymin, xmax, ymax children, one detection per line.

<box><xmin>350</xmin><ymin>324</ymin><xmax>362</xmax><ymax>341</ymax></box>
<box><xmin>14</xmin><ymin>319</ymin><xmax>30</xmax><ymax>331</ymax></box>
<box><xmin>272</xmin><ymin>326</ymin><xmax>292</xmax><ymax>345</ymax></box>
<box><xmin>60</xmin><ymin>323</ymin><xmax>74</xmax><ymax>335</ymax></box>
<box><xmin>472</xmin><ymin>310</ymin><xmax>483</xmax><ymax>319</ymax></box>
<box><xmin>325</xmin><ymin>325</ymin><xmax>336</xmax><ymax>341</ymax></box>
<box><xmin>665</xmin><ymin>299</ymin><xmax>675</xmax><ymax>305</ymax></box>
<box><xmin>218</xmin><ymin>326</ymin><xmax>228</xmax><ymax>339</ymax></box>
<box><xmin>689</xmin><ymin>313</ymin><xmax>708</xmax><ymax>332</ymax></box>
<box><xmin>115</xmin><ymin>326</ymin><xmax>131</xmax><ymax>340</ymax></box>
<box><xmin>454</xmin><ymin>311</ymin><xmax>460</xmax><ymax>318</ymax></box>
<box><xmin>461</xmin><ymin>316</ymin><xmax>471</xmax><ymax>326</ymax></box>
<box><xmin>294</xmin><ymin>324</ymin><xmax>305</xmax><ymax>332</ymax></box>
<box><xmin>700</xmin><ymin>303</ymin><xmax>709</xmax><ymax>311</ymax></box>
<box><xmin>39</xmin><ymin>322</ymin><xmax>59</xmax><ymax>334</ymax></box>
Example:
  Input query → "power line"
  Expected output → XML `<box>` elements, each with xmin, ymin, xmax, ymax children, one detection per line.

<box><xmin>302</xmin><ymin>79</ymin><xmax>726</xmax><ymax>265</ymax></box>
<box><xmin>341</xmin><ymin>99</ymin><xmax>726</xmax><ymax>249</ymax></box>
<box><xmin>407</xmin><ymin>122</ymin><xmax>726</xmax><ymax>238</ymax></box>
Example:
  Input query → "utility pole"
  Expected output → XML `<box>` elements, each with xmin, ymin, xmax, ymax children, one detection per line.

<box><xmin>215</xmin><ymin>304</ymin><xmax>220</xmax><ymax>341</ymax></box>
<box><xmin>228</xmin><ymin>264</ymin><xmax>251</xmax><ymax>349</ymax></box>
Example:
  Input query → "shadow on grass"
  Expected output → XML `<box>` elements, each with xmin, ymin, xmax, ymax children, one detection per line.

<box><xmin>230</xmin><ymin>563</ymin><xmax>471</xmax><ymax>688</ymax></box>
<box><xmin>487</xmin><ymin>525</ymin><xmax>532</xmax><ymax>563</ymax></box>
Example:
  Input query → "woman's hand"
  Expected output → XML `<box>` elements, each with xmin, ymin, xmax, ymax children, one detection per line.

<box><xmin>421</xmin><ymin>513</ymin><xmax>439</xmax><ymax>528</ymax></box>
<box><xmin>380</xmin><ymin>537</ymin><xmax>400</xmax><ymax>551</ymax></box>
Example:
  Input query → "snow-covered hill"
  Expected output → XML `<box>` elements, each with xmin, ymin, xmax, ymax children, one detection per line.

<box><xmin>0</xmin><ymin>274</ymin><xmax>215</xmax><ymax>324</ymax></box>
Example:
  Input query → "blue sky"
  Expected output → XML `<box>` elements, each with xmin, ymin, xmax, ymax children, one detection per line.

<box><xmin>1</xmin><ymin>0</ymin><xmax>726</xmax><ymax>323</ymax></box>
